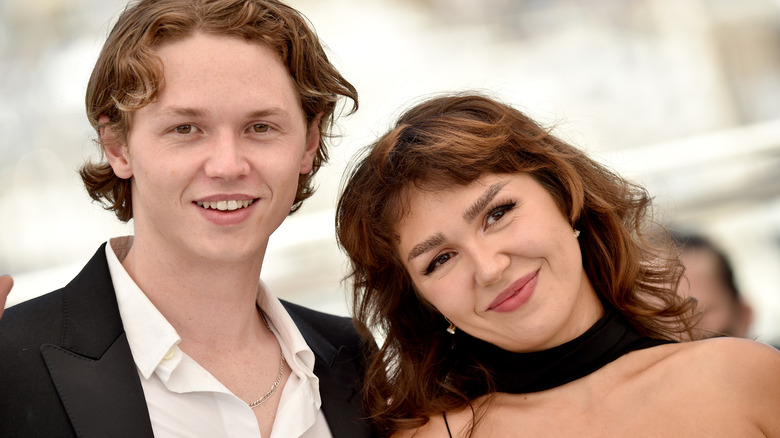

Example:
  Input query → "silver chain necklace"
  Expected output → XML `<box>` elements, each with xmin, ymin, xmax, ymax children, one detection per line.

<box><xmin>248</xmin><ymin>311</ymin><xmax>286</xmax><ymax>409</ymax></box>
<box><xmin>248</xmin><ymin>355</ymin><xmax>286</xmax><ymax>409</ymax></box>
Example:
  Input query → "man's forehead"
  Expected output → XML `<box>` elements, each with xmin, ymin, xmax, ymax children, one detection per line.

<box><xmin>139</xmin><ymin>34</ymin><xmax>303</xmax><ymax>119</ymax></box>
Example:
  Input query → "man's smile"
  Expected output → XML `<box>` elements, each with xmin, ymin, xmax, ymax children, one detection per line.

<box><xmin>195</xmin><ymin>199</ymin><xmax>256</xmax><ymax>211</ymax></box>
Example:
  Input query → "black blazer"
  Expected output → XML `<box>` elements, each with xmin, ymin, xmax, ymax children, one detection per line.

<box><xmin>0</xmin><ymin>244</ymin><xmax>374</xmax><ymax>438</ymax></box>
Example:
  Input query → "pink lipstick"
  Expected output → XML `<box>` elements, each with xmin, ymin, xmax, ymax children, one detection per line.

<box><xmin>487</xmin><ymin>269</ymin><xmax>539</xmax><ymax>312</ymax></box>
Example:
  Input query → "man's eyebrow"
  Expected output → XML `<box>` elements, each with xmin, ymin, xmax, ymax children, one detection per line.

<box><xmin>463</xmin><ymin>181</ymin><xmax>508</xmax><ymax>223</ymax></box>
<box><xmin>158</xmin><ymin>106</ymin><xmax>292</xmax><ymax>120</ymax></box>
<box><xmin>407</xmin><ymin>232</ymin><xmax>446</xmax><ymax>262</ymax></box>
<box><xmin>246</xmin><ymin>107</ymin><xmax>292</xmax><ymax>121</ymax></box>
<box><xmin>160</xmin><ymin>106</ymin><xmax>206</xmax><ymax>118</ymax></box>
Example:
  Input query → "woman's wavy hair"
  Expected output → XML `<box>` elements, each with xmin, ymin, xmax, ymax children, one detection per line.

<box><xmin>82</xmin><ymin>0</ymin><xmax>358</xmax><ymax>221</ymax></box>
<box><xmin>336</xmin><ymin>93</ymin><xmax>697</xmax><ymax>434</ymax></box>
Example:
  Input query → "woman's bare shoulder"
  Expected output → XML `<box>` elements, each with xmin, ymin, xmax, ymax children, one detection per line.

<box><xmin>685</xmin><ymin>338</ymin><xmax>780</xmax><ymax>432</ymax></box>
<box><xmin>641</xmin><ymin>338</ymin><xmax>780</xmax><ymax>426</ymax></box>
<box><xmin>626</xmin><ymin>336</ymin><xmax>778</xmax><ymax>368</ymax></box>
<box><xmin>664</xmin><ymin>337</ymin><xmax>780</xmax><ymax>369</ymax></box>
<box><xmin>683</xmin><ymin>337</ymin><xmax>780</xmax><ymax>388</ymax></box>
<box><xmin>612</xmin><ymin>337</ymin><xmax>780</xmax><ymax>402</ymax></box>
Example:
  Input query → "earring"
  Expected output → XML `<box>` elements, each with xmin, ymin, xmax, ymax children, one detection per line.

<box><xmin>574</xmin><ymin>229</ymin><xmax>580</xmax><ymax>238</ymax></box>
<box><xmin>445</xmin><ymin>317</ymin><xmax>456</xmax><ymax>335</ymax></box>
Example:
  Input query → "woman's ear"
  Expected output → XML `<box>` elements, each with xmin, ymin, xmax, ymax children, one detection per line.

<box><xmin>99</xmin><ymin>115</ymin><xmax>133</xmax><ymax>179</ymax></box>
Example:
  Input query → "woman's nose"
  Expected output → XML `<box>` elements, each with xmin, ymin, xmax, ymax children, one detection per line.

<box><xmin>472</xmin><ymin>246</ymin><xmax>510</xmax><ymax>288</ymax></box>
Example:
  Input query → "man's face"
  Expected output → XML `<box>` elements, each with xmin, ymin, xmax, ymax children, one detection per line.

<box><xmin>679</xmin><ymin>248</ymin><xmax>748</xmax><ymax>337</ymax></box>
<box><xmin>106</xmin><ymin>33</ymin><xmax>319</xmax><ymax>266</ymax></box>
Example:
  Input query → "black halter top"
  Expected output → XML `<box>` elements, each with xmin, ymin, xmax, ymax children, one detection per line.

<box><xmin>449</xmin><ymin>306</ymin><xmax>673</xmax><ymax>397</ymax></box>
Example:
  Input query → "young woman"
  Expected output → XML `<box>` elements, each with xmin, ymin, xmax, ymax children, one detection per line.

<box><xmin>336</xmin><ymin>94</ymin><xmax>780</xmax><ymax>437</ymax></box>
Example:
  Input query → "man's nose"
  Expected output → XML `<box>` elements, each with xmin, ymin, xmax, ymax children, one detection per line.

<box><xmin>204</xmin><ymin>133</ymin><xmax>250</xmax><ymax>179</ymax></box>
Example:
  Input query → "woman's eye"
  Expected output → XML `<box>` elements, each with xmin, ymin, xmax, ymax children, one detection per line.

<box><xmin>485</xmin><ymin>202</ymin><xmax>516</xmax><ymax>227</ymax></box>
<box><xmin>250</xmin><ymin>124</ymin><xmax>270</xmax><ymax>133</ymax></box>
<box><xmin>174</xmin><ymin>124</ymin><xmax>195</xmax><ymax>134</ymax></box>
<box><xmin>425</xmin><ymin>252</ymin><xmax>453</xmax><ymax>275</ymax></box>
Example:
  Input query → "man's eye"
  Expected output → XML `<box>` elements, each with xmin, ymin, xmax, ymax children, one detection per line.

<box><xmin>174</xmin><ymin>125</ymin><xmax>194</xmax><ymax>134</ymax></box>
<box><xmin>250</xmin><ymin>124</ymin><xmax>270</xmax><ymax>133</ymax></box>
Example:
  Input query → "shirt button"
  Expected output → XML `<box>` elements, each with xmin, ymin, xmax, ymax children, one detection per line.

<box><xmin>163</xmin><ymin>347</ymin><xmax>176</xmax><ymax>360</ymax></box>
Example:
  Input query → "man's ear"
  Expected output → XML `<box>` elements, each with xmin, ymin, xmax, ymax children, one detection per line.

<box><xmin>99</xmin><ymin>115</ymin><xmax>133</xmax><ymax>179</ymax></box>
<box><xmin>300</xmin><ymin>112</ymin><xmax>323</xmax><ymax>175</ymax></box>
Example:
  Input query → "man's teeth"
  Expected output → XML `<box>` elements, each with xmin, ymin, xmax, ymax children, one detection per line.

<box><xmin>196</xmin><ymin>199</ymin><xmax>254</xmax><ymax>211</ymax></box>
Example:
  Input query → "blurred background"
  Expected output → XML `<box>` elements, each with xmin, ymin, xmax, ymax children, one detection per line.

<box><xmin>1</xmin><ymin>0</ymin><xmax>779</xmax><ymax>344</ymax></box>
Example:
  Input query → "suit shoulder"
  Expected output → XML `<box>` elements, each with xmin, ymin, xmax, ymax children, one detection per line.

<box><xmin>1</xmin><ymin>288</ymin><xmax>66</xmax><ymax>343</ymax></box>
<box><xmin>281</xmin><ymin>299</ymin><xmax>352</xmax><ymax>324</ymax></box>
<box><xmin>281</xmin><ymin>300</ymin><xmax>362</xmax><ymax>345</ymax></box>
<box><xmin>0</xmin><ymin>289</ymin><xmax>67</xmax><ymax>397</ymax></box>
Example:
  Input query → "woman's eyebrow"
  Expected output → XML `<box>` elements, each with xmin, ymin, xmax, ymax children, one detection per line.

<box><xmin>408</xmin><ymin>232</ymin><xmax>445</xmax><ymax>262</ymax></box>
<box><xmin>462</xmin><ymin>181</ymin><xmax>508</xmax><ymax>223</ymax></box>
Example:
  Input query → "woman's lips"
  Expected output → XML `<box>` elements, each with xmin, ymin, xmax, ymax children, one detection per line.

<box><xmin>487</xmin><ymin>269</ymin><xmax>539</xmax><ymax>312</ymax></box>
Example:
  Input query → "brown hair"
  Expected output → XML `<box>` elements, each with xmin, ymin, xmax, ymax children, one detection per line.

<box><xmin>335</xmin><ymin>93</ymin><xmax>697</xmax><ymax>434</ymax></box>
<box><xmin>81</xmin><ymin>0</ymin><xmax>358</xmax><ymax>221</ymax></box>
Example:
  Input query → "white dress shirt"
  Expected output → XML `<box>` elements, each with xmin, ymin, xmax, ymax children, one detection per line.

<box><xmin>106</xmin><ymin>236</ymin><xmax>333</xmax><ymax>438</ymax></box>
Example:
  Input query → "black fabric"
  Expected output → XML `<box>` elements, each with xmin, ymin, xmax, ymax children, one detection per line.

<box><xmin>0</xmin><ymin>244</ymin><xmax>376</xmax><ymax>438</ymax></box>
<box><xmin>451</xmin><ymin>306</ymin><xmax>673</xmax><ymax>397</ymax></box>
<box><xmin>0</xmin><ymin>244</ymin><xmax>153</xmax><ymax>438</ymax></box>
<box><xmin>283</xmin><ymin>300</ymin><xmax>378</xmax><ymax>438</ymax></box>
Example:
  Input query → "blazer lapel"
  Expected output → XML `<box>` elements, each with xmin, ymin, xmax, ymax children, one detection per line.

<box><xmin>41</xmin><ymin>333</ymin><xmax>153</xmax><ymax>438</ymax></box>
<box><xmin>283</xmin><ymin>302</ymin><xmax>373</xmax><ymax>438</ymax></box>
<box><xmin>42</xmin><ymin>244</ymin><xmax>154</xmax><ymax>438</ymax></box>
<box><xmin>314</xmin><ymin>347</ymin><xmax>372</xmax><ymax>438</ymax></box>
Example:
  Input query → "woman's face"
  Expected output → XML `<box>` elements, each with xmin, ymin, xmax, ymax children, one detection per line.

<box><xmin>395</xmin><ymin>172</ymin><xmax>603</xmax><ymax>352</ymax></box>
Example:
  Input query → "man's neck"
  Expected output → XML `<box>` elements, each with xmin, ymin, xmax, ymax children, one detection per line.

<box><xmin>115</xmin><ymin>235</ymin><xmax>268</xmax><ymax>347</ymax></box>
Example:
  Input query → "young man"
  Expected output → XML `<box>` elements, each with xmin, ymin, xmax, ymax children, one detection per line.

<box><xmin>0</xmin><ymin>1</ymin><xmax>373</xmax><ymax>437</ymax></box>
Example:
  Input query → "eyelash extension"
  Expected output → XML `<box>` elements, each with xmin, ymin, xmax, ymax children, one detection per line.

<box><xmin>484</xmin><ymin>199</ymin><xmax>517</xmax><ymax>228</ymax></box>
<box><xmin>423</xmin><ymin>252</ymin><xmax>452</xmax><ymax>276</ymax></box>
